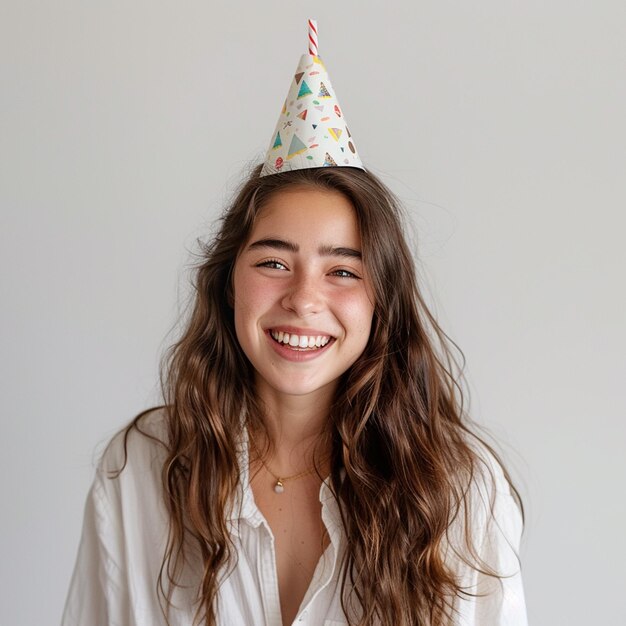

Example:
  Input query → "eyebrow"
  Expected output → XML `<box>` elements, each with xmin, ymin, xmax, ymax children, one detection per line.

<box><xmin>247</xmin><ymin>237</ymin><xmax>362</xmax><ymax>259</ymax></box>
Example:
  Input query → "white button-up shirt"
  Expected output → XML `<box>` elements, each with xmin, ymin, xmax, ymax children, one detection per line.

<box><xmin>62</xmin><ymin>410</ymin><xmax>528</xmax><ymax>625</ymax></box>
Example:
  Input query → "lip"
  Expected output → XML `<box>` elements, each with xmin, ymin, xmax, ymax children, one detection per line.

<box><xmin>265</xmin><ymin>329</ymin><xmax>336</xmax><ymax>362</ymax></box>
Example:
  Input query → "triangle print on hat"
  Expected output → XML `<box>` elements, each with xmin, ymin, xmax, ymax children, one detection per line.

<box><xmin>260</xmin><ymin>19</ymin><xmax>364</xmax><ymax>177</ymax></box>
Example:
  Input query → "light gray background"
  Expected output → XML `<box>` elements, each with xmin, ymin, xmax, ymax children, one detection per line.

<box><xmin>2</xmin><ymin>2</ymin><xmax>625</xmax><ymax>625</ymax></box>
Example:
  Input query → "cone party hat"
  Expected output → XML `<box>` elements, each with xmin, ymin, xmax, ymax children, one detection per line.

<box><xmin>260</xmin><ymin>19</ymin><xmax>364</xmax><ymax>177</ymax></box>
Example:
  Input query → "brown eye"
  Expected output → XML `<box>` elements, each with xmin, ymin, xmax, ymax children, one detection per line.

<box><xmin>330</xmin><ymin>269</ymin><xmax>359</xmax><ymax>279</ymax></box>
<box><xmin>256</xmin><ymin>259</ymin><xmax>288</xmax><ymax>270</ymax></box>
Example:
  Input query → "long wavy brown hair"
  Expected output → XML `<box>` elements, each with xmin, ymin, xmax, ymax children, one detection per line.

<box><xmin>116</xmin><ymin>164</ymin><xmax>523</xmax><ymax>625</ymax></box>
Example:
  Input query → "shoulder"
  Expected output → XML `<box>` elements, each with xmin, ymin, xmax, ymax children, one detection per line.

<box><xmin>466</xmin><ymin>437</ymin><xmax>519</xmax><ymax>511</ymax></box>
<box><xmin>86</xmin><ymin>407</ymin><xmax>171</xmax><ymax>535</ymax></box>
<box><xmin>448</xmin><ymin>436</ymin><xmax>524</xmax><ymax>571</ymax></box>
<box><xmin>96</xmin><ymin>406</ymin><xmax>169</xmax><ymax>480</ymax></box>
<box><xmin>64</xmin><ymin>409</ymin><xmax>175</xmax><ymax>624</ymax></box>
<box><xmin>446</xmin><ymin>438</ymin><xmax>528</xmax><ymax>623</ymax></box>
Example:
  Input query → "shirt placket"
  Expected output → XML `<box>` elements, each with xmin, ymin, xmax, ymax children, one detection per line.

<box><xmin>257</xmin><ymin>520</ymin><xmax>283</xmax><ymax>626</ymax></box>
<box><xmin>291</xmin><ymin>485</ymin><xmax>343</xmax><ymax>625</ymax></box>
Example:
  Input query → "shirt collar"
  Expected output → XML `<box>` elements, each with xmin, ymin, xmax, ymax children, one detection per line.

<box><xmin>227</xmin><ymin>426</ymin><xmax>263</xmax><ymax>527</ymax></box>
<box><xmin>227</xmin><ymin>427</ymin><xmax>344</xmax><ymax>539</ymax></box>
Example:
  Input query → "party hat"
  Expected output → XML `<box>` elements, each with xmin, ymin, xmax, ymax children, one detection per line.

<box><xmin>260</xmin><ymin>19</ymin><xmax>364</xmax><ymax>177</ymax></box>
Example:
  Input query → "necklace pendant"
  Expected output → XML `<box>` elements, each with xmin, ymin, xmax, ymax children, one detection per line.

<box><xmin>274</xmin><ymin>479</ymin><xmax>285</xmax><ymax>494</ymax></box>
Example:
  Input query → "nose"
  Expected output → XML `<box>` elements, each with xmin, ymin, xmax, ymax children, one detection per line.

<box><xmin>281</xmin><ymin>272</ymin><xmax>324</xmax><ymax>317</ymax></box>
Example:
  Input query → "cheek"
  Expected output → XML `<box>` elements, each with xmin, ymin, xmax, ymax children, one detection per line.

<box><xmin>232</xmin><ymin>270</ymin><xmax>276</xmax><ymax>328</ymax></box>
<box><xmin>232</xmin><ymin>268</ymin><xmax>254</xmax><ymax>336</ymax></box>
<box><xmin>338</xmin><ymin>292</ymin><xmax>375</xmax><ymax>336</ymax></box>
<box><xmin>233</xmin><ymin>266</ymin><xmax>255</xmax><ymax>309</ymax></box>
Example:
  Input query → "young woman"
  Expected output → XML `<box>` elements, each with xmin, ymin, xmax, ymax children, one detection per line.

<box><xmin>62</xmin><ymin>164</ymin><xmax>527</xmax><ymax>626</ymax></box>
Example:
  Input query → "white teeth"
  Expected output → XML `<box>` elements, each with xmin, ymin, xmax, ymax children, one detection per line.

<box><xmin>269</xmin><ymin>330</ymin><xmax>332</xmax><ymax>350</ymax></box>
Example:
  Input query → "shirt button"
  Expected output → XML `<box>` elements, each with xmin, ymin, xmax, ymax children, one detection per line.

<box><xmin>298</xmin><ymin>611</ymin><xmax>307</xmax><ymax>621</ymax></box>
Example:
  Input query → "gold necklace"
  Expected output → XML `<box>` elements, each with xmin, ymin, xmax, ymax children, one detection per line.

<box><xmin>248</xmin><ymin>434</ymin><xmax>316</xmax><ymax>494</ymax></box>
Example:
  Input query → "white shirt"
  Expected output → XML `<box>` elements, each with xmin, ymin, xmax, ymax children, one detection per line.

<box><xmin>62</xmin><ymin>409</ymin><xmax>528</xmax><ymax>625</ymax></box>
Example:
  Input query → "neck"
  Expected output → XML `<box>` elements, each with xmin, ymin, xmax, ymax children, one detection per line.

<box><xmin>250</xmin><ymin>378</ymin><xmax>335</xmax><ymax>475</ymax></box>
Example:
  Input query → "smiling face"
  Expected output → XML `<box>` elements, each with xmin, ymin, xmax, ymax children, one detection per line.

<box><xmin>232</xmin><ymin>185</ymin><xmax>375</xmax><ymax>404</ymax></box>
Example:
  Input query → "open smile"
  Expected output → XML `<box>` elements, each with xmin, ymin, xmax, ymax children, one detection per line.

<box><xmin>269</xmin><ymin>329</ymin><xmax>334</xmax><ymax>350</ymax></box>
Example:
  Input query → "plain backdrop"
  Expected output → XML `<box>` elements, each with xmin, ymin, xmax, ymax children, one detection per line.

<box><xmin>2</xmin><ymin>2</ymin><xmax>625</xmax><ymax>624</ymax></box>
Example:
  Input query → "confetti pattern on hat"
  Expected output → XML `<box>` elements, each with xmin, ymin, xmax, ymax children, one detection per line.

<box><xmin>260</xmin><ymin>20</ymin><xmax>364</xmax><ymax>177</ymax></box>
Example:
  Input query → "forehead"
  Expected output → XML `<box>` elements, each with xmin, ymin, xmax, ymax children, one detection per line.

<box><xmin>251</xmin><ymin>186</ymin><xmax>360</xmax><ymax>246</ymax></box>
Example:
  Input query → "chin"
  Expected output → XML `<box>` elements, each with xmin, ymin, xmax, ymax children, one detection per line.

<box><xmin>258</xmin><ymin>373</ymin><xmax>338</xmax><ymax>399</ymax></box>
